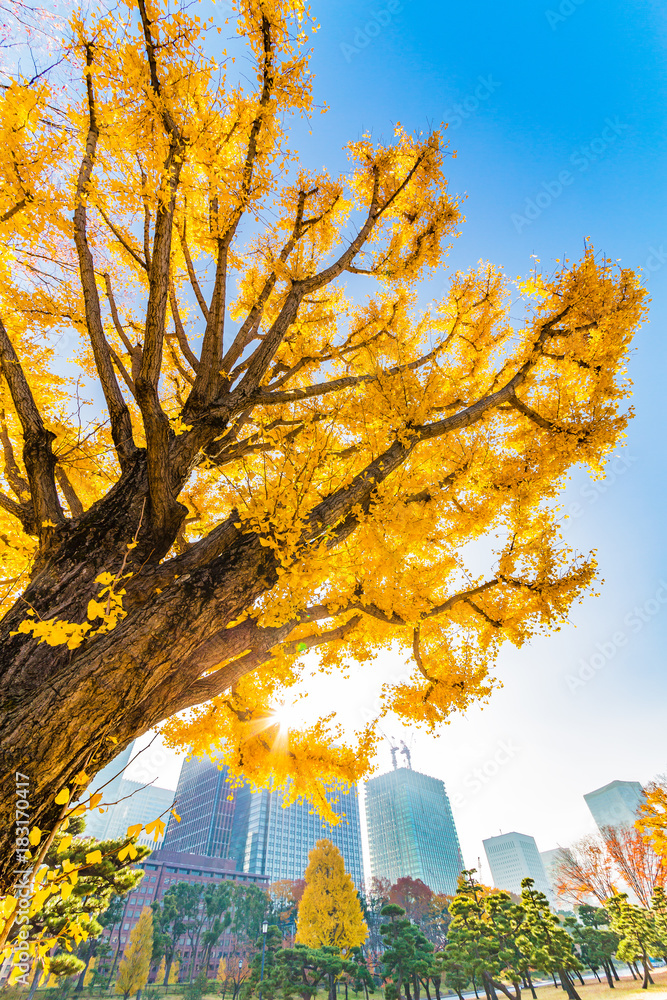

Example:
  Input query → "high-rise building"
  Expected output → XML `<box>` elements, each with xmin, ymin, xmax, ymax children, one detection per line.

<box><xmin>161</xmin><ymin>753</ymin><xmax>241</xmax><ymax>860</ymax></box>
<box><xmin>365</xmin><ymin>764</ymin><xmax>463</xmax><ymax>894</ymax></box>
<box><xmin>583</xmin><ymin>780</ymin><xmax>645</xmax><ymax>832</ymax></box>
<box><xmin>83</xmin><ymin>741</ymin><xmax>173</xmax><ymax>845</ymax></box>
<box><xmin>241</xmin><ymin>783</ymin><xmax>365</xmax><ymax>889</ymax></box>
<box><xmin>161</xmin><ymin>752</ymin><xmax>365</xmax><ymax>889</ymax></box>
<box><xmin>483</xmin><ymin>832</ymin><xmax>553</xmax><ymax>901</ymax></box>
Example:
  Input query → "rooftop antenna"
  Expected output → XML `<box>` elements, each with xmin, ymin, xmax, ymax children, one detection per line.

<box><xmin>400</xmin><ymin>741</ymin><xmax>412</xmax><ymax>769</ymax></box>
<box><xmin>390</xmin><ymin>746</ymin><xmax>399</xmax><ymax>769</ymax></box>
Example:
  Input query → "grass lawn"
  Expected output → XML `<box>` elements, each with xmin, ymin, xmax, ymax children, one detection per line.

<box><xmin>529</xmin><ymin>969</ymin><xmax>667</xmax><ymax>1000</ymax></box>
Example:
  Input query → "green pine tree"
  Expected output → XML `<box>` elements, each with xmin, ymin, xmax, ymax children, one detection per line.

<box><xmin>517</xmin><ymin>879</ymin><xmax>582</xmax><ymax>1000</ymax></box>
<box><xmin>606</xmin><ymin>893</ymin><xmax>658</xmax><ymax>990</ymax></box>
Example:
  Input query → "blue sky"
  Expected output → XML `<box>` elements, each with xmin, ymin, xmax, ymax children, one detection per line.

<box><xmin>132</xmin><ymin>0</ymin><xmax>667</xmax><ymax>883</ymax></box>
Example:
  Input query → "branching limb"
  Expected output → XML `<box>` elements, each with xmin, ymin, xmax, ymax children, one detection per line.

<box><xmin>97</xmin><ymin>207</ymin><xmax>148</xmax><ymax>272</ymax></box>
<box><xmin>103</xmin><ymin>273</ymin><xmax>143</xmax><ymax>382</ymax></box>
<box><xmin>0</xmin><ymin>311</ymin><xmax>64</xmax><ymax>536</ymax></box>
<box><xmin>179</xmin><ymin>220</ymin><xmax>209</xmax><ymax>322</ymax></box>
<box><xmin>55</xmin><ymin>466</ymin><xmax>84</xmax><ymax>518</ymax></box>
<box><xmin>168</xmin><ymin>283</ymin><xmax>200</xmax><ymax>371</ymax></box>
<box><xmin>187</xmin><ymin>15</ymin><xmax>276</xmax><ymax>413</ymax></box>
<box><xmin>0</xmin><ymin>408</ymin><xmax>30</xmax><ymax>501</ymax></box>
<box><xmin>135</xmin><ymin>0</ymin><xmax>188</xmax><ymax>547</ymax></box>
<box><xmin>72</xmin><ymin>43</ymin><xmax>136</xmax><ymax>471</ymax></box>
<box><xmin>168</xmin><ymin>614</ymin><xmax>362</xmax><ymax>714</ymax></box>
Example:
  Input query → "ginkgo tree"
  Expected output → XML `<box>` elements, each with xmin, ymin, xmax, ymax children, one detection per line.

<box><xmin>0</xmin><ymin>0</ymin><xmax>647</xmax><ymax>890</ymax></box>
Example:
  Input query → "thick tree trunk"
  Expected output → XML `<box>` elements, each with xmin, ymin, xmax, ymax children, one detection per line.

<box><xmin>0</xmin><ymin>454</ymin><xmax>282</xmax><ymax>889</ymax></box>
<box><xmin>526</xmin><ymin>971</ymin><xmax>537</xmax><ymax>999</ymax></box>
<box><xmin>602</xmin><ymin>962</ymin><xmax>614</xmax><ymax>989</ymax></box>
<box><xmin>609</xmin><ymin>958</ymin><xmax>619</xmax><ymax>982</ymax></box>
<box><xmin>558</xmin><ymin>969</ymin><xmax>581</xmax><ymax>1000</ymax></box>
<box><xmin>491</xmin><ymin>979</ymin><xmax>520</xmax><ymax>1000</ymax></box>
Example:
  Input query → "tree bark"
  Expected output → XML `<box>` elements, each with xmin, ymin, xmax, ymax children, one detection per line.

<box><xmin>0</xmin><ymin>452</ymin><xmax>284</xmax><ymax>889</ymax></box>
<box><xmin>558</xmin><ymin>969</ymin><xmax>581</xmax><ymax>1000</ymax></box>
<box><xmin>526</xmin><ymin>971</ymin><xmax>537</xmax><ymax>999</ymax></box>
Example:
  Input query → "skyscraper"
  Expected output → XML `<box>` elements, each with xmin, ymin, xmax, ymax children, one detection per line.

<box><xmin>583</xmin><ymin>779</ymin><xmax>645</xmax><ymax>831</ymax></box>
<box><xmin>365</xmin><ymin>763</ymin><xmax>463</xmax><ymax>894</ymax></box>
<box><xmin>84</xmin><ymin>740</ymin><xmax>173</xmax><ymax>845</ymax></box>
<box><xmin>161</xmin><ymin>752</ymin><xmax>365</xmax><ymax>888</ymax></box>
<box><xmin>483</xmin><ymin>832</ymin><xmax>553</xmax><ymax>901</ymax></box>
<box><xmin>241</xmin><ymin>783</ymin><xmax>365</xmax><ymax>889</ymax></box>
<box><xmin>161</xmin><ymin>753</ymin><xmax>242</xmax><ymax>860</ymax></box>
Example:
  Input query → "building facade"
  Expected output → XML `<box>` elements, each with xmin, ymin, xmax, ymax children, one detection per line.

<box><xmin>483</xmin><ymin>832</ymin><xmax>553</xmax><ymax>901</ymax></box>
<box><xmin>242</xmin><ymin>783</ymin><xmax>365</xmax><ymax>889</ymax></box>
<box><xmin>583</xmin><ymin>779</ymin><xmax>645</xmax><ymax>831</ymax></box>
<box><xmin>109</xmin><ymin>848</ymin><xmax>268</xmax><ymax>976</ymax></box>
<box><xmin>161</xmin><ymin>753</ymin><xmax>243</xmax><ymax>861</ymax></box>
<box><xmin>162</xmin><ymin>752</ymin><xmax>365</xmax><ymax>888</ymax></box>
<box><xmin>365</xmin><ymin>766</ymin><xmax>463</xmax><ymax>894</ymax></box>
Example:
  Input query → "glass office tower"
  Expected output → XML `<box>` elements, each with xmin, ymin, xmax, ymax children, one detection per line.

<box><xmin>365</xmin><ymin>766</ymin><xmax>463</xmax><ymax>894</ymax></box>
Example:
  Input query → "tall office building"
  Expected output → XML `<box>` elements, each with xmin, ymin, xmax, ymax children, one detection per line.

<box><xmin>162</xmin><ymin>753</ymin><xmax>242</xmax><ymax>861</ymax></box>
<box><xmin>84</xmin><ymin>740</ymin><xmax>173</xmax><ymax>845</ymax></box>
<box><xmin>162</xmin><ymin>752</ymin><xmax>365</xmax><ymax>889</ymax></box>
<box><xmin>483</xmin><ymin>832</ymin><xmax>553</xmax><ymax>901</ymax></box>
<box><xmin>365</xmin><ymin>763</ymin><xmax>463</xmax><ymax>894</ymax></box>
<box><xmin>583</xmin><ymin>780</ymin><xmax>645</xmax><ymax>831</ymax></box>
<box><xmin>241</xmin><ymin>783</ymin><xmax>365</xmax><ymax>890</ymax></box>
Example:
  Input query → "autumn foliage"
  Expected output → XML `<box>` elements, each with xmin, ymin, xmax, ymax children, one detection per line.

<box><xmin>0</xmin><ymin>0</ymin><xmax>647</xmax><ymax>885</ymax></box>
<box><xmin>296</xmin><ymin>839</ymin><xmax>367</xmax><ymax>953</ymax></box>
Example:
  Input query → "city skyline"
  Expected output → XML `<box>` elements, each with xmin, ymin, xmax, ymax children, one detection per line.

<box><xmin>159</xmin><ymin>749</ymin><xmax>365</xmax><ymax>890</ymax></box>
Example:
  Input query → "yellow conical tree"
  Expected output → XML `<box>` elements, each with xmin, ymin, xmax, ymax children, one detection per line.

<box><xmin>168</xmin><ymin>958</ymin><xmax>180</xmax><ymax>985</ymax></box>
<box><xmin>83</xmin><ymin>956</ymin><xmax>96</xmax><ymax>988</ymax></box>
<box><xmin>216</xmin><ymin>956</ymin><xmax>226</xmax><ymax>984</ymax></box>
<box><xmin>156</xmin><ymin>957</ymin><xmax>166</xmax><ymax>986</ymax></box>
<box><xmin>115</xmin><ymin>909</ymin><xmax>153</xmax><ymax>999</ymax></box>
<box><xmin>296</xmin><ymin>839</ymin><xmax>367</xmax><ymax>954</ymax></box>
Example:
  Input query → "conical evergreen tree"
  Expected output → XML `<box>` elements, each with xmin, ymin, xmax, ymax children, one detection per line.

<box><xmin>296</xmin><ymin>839</ymin><xmax>368</xmax><ymax>954</ymax></box>
<box><xmin>115</xmin><ymin>908</ymin><xmax>153</xmax><ymax>1000</ymax></box>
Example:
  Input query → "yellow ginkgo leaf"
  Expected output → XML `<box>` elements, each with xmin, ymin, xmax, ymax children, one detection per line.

<box><xmin>57</xmin><ymin>834</ymin><xmax>73</xmax><ymax>853</ymax></box>
<box><xmin>85</xmin><ymin>850</ymin><xmax>102</xmax><ymax>865</ymax></box>
<box><xmin>28</xmin><ymin>827</ymin><xmax>41</xmax><ymax>846</ymax></box>
<box><xmin>72</xmin><ymin>771</ymin><xmax>90</xmax><ymax>785</ymax></box>
<box><xmin>55</xmin><ymin>788</ymin><xmax>69</xmax><ymax>805</ymax></box>
<box><xmin>144</xmin><ymin>817</ymin><xmax>166</xmax><ymax>841</ymax></box>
